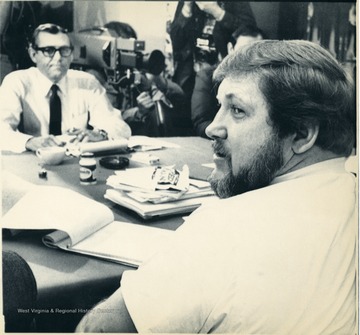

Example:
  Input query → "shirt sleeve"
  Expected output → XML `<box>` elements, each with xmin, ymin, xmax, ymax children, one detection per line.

<box><xmin>0</xmin><ymin>73</ymin><xmax>33</xmax><ymax>152</ymax></box>
<box><xmin>84</xmin><ymin>77</ymin><xmax>131</xmax><ymax>139</ymax></box>
<box><xmin>163</xmin><ymin>80</ymin><xmax>184</xmax><ymax>104</ymax></box>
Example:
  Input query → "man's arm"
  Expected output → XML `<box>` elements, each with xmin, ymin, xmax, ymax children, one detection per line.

<box><xmin>148</xmin><ymin>73</ymin><xmax>185</xmax><ymax>108</ymax></box>
<box><xmin>76</xmin><ymin>288</ymin><xmax>137</xmax><ymax>333</ymax></box>
<box><xmin>191</xmin><ymin>66</ymin><xmax>217</xmax><ymax>138</ymax></box>
<box><xmin>0</xmin><ymin>73</ymin><xmax>63</xmax><ymax>152</ymax></box>
<box><xmin>170</xmin><ymin>1</ymin><xmax>196</xmax><ymax>63</ymax></box>
<box><xmin>0</xmin><ymin>73</ymin><xmax>31</xmax><ymax>152</ymax></box>
<box><xmin>215</xmin><ymin>2</ymin><xmax>256</xmax><ymax>32</ymax></box>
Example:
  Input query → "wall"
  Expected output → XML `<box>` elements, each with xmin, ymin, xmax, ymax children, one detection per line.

<box><xmin>74</xmin><ymin>1</ymin><xmax>177</xmax><ymax>53</ymax></box>
<box><xmin>250</xmin><ymin>2</ymin><xmax>279</xmax><ymax>38</ymax></box>
<box><xmin>74</xmin><ymin>1</ymin><xmax>280</xmax><ymax>53</ymax></box>
<box><xmin>1</xmin><ymin>1</ymin><xmax>280</xmax><ymax>83</ymax></box>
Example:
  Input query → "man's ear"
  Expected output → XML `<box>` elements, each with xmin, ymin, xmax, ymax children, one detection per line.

<box><xmin>227</xmin><ymin>42</ymin><xmax>234</xmax><ymax>55</ymax></box>
<box><xmin>291</xmin><ymin>122</ymin><xmax>319</xmax><ymax>154</ymax></box>
<box><xmin>28</xmin><ymin>45</ymin><xmax>37</xmax><ymax>64</ymax></box>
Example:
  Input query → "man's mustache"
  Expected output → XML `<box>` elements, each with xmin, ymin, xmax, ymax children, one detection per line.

<box><xmin>212</xmin><ymin>140</ymin><xmax>229</xmax><ymax>158</ymax></box>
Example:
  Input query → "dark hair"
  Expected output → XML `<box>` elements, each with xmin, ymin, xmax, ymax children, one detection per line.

<box><xmin>232</xmin><ymin>25</ymin><xmax>265</xmax><ymax>41</ymax></box>
<box><xmin>104</xmin><ymin>21</ymin><xmax>137</xmax><ymax>39</ymax></box>
<box><xmin>30</xmin><ymin>23</ymin><xmax>69</xmax><ymax>47</ymax></box>
<box><xmin>214</xmin><ymin>40</ymin><xmax>355</xmax><ymax>156</ymax></box>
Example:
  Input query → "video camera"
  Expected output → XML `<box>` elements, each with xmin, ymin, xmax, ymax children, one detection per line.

<box><xmin>194</xmin><ymin>33</ymin><xmax>217</xmax><ymax>65</ymax></box>
<box><xmin>194</xmin><ymin>12</ymin><xmax>218</xmax><ymax>66</ymax></box>
<box><xmin>69</xmin><ymin>27</ymin><xmax>165</xmax><ymax>87</ymax></box>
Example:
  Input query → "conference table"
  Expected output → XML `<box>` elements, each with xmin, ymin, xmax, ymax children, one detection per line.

<box><xmin>1</xmin><ymin>136</ymin><xmax>214</xmax><ymax>332</ymax></box>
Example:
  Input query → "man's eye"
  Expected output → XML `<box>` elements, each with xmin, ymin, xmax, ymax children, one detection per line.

<box><xmin>230</xmin><ymin>106</ymin><xmax>245</xmax><ymax>117</ymax></box>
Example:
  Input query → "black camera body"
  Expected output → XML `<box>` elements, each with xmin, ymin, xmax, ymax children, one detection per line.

<box><xmin>194</xmin><ymin>33</ymin><xmax>218</xmax><ymax>65</ymax></box>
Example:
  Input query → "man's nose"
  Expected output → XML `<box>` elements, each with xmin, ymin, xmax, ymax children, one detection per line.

<box><xmin>52</xmin><ymin>50</ymin><xmax>62</xmax><ymax>60</ymax></box>
<box><xmin>205</xmin><ymin>110</ymin><xmax>227</xmax><ymax>139</ymax></box>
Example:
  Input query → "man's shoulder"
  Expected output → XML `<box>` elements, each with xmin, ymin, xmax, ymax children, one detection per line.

<box><xmin>195</xmin><ymin>65</ymin><xmax>216</xmax><ymax>85</ymax></box>
<box><xmin>200</xmin><ymin>65</ymin><xmax>216</xmax><ymax>77</ymax></box>
<box><xmin>197</xmin><ymin>164</ymin><xmax>355</xmax><ymax>220</ymax></box>
<box><xmin>66</xmin><ymin>69</ymin><xmax>101</xmax><ymax>87</ymax></box>
<box><xmin>2</xmin><ymin>67</ymin><xmax>37</xmax><ymax>84</ymax></box>
<box><xmin>66</xmin><ymin>69</ymin><xmax>97</xmax><ymax>80</ymax></box>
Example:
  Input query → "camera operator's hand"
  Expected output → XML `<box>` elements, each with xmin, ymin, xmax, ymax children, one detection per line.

<box><xmin>137</xmin><ymin>91</ymin><xmax>155</xmax><ymax>117</ymax></box>
<box><xmin>195</xmin><ymin>1</ymin><xmax>225</xmax><ymax>21</ymax></box>
<box><xmin>121</xmin><ymin>91</ymin><xmax>155</xmax><ymax>123</ymax></box>
<box><xmin>145</xmin><ymin>73</ymin><xmax>168</xmax><ymax>94</ymax></box>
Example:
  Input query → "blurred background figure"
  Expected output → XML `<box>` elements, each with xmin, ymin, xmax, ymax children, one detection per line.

<box><xmin>278</xmin><ymin>2</ymin><xmax>356</xmax><ymax>82</ymax></box>
<box><xmin>191</xmin><ymin>25</ymin><xmax>264</xmax><ymax>138</ymax></box>
<box><xmin>1</xmin><ymin>1</ymin><xmax>73</xmax><ymax>70</ymax></box>
<box><xmin>93</xmin><ymin>21</ymin><xmax>185</xmax><ymax>137</ymax></box>
<box><xmin>170</xmin><ymin>1</ymin><xmax>256</xmax><ymax>134</ymax></box>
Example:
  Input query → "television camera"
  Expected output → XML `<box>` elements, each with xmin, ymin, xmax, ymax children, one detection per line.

<box><xmin>69</xmin><ymin>27</ymin><xmax>165</xmax><ymax>88</ymax></box>
<box><xmin>69</xmin><ymin>28</ymin><xmax>169</xmax><ymax>136</ymax></box>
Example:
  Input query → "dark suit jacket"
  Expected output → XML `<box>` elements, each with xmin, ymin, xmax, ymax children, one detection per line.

<box><xmin>191</xmin><ymin>65</ymin><xmax>218</xmax><ymax>138</ymax></box>
<box><xmin>170</xmin><ymin>1</ymin><xmax>255</xmax><ymax>119</ymax></box>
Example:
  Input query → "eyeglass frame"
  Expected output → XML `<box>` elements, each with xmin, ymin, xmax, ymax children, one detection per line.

<box><xmin>29</xmin><ymin>23</ymin><xmax>73</xmax><ymax>58</ymax></box>
<box><xmin>33</xmin><ymin>45</ymin><xmax>74</xmax><ymax>58</ymax></box>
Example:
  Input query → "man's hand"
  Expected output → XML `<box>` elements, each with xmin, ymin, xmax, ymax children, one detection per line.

<box><xmin>136</xmin><ymin>91</ymin><xmax>155</xmax><ymax>118</ymax></box>
<box><xmin>195</xmin><ymin>1</ymin><xmax>225</xmax><ymax>20</ymax></box>
<box><xmin>25</xmin><ymin>135</ymin><xmax>65</xmax><ymax>152</ymax></box>
<box><xmin>67</xmin><ymin>128</ymin><xmax>107</xmax><ymax>144</ymax></box>
<box><xmin>146</xmin><ymin>73</ymin><xmax>168</xmax><ymax>93</ymax></box>
<box><xmin>182</xmin><ymin>1</ymin><xmax>193</xmax><ymax>17</ymax></box>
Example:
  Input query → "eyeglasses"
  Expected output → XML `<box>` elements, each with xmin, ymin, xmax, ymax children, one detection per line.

<box><xmin>34</xmin><ymin>46</ymin><xmax>73</xmax><ymax>57</ymax></box>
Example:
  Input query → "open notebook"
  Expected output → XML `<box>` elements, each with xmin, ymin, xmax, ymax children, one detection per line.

<box><xmin>1</xmin><ymin>185</ymin><xmax>174</xmax><ymax>267</ymax></box>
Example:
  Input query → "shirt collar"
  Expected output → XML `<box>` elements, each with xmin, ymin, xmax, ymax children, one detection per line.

<box><xmin>34</xmin><ymin>67</ymin><xmax>67</xmax><ymax>97</ymax></box>
<box><xmin>271</xmin><ymin>157</ymin><xmax>348</xmax><ymax>185</ymax></box>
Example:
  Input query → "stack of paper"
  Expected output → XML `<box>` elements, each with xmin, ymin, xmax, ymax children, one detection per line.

<box><xmin>104</xmin><ymin>165</ymin><xmax>215</xmax><ymax>219</ymax></box>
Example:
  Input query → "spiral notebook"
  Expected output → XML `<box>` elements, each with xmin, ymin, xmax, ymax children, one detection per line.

<box><xmin>2</xmin><ymin>185</ymin><xmax>173</xmax><ymax>267</ymax></box>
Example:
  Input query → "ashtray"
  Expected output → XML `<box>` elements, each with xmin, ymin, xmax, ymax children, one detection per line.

<box><xmin>99</xmin><ymin>156</ymin><xmax>129</xmax><ymax>170</ymax></box>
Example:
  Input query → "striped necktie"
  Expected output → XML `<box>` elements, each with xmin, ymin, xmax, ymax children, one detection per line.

<box><xmin>49</xmin><ymin>84</ymin><xmax>62</xmax><ymax>135</ymax></box>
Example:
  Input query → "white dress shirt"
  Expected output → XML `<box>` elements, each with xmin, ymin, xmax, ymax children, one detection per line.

<box><xmin>0</xmin><ymin>67</ymin><xmax>131</xmax><ymax>152</ymax></box>
<box><xmin>121</xmin><ymin>158</ymin><xmax>357</xmax><ymax>334</ymax></box>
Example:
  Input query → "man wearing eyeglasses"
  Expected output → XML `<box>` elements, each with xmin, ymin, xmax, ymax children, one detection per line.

<box><xmin>0</xmin><ymin>23</ymin><xmax>131</xmax><ymax>152</ymax></box>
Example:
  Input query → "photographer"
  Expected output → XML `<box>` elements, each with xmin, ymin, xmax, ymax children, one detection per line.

<box><xmin>121</xmin><ymin>72</ymin><xmax>184</xmax><ymax>135</ymax></box>
<box><xmin>191</xmin><ymin>25</ymin><xmax>264</xmax><ymax>138</ymax></box>
<box><xmin>170</xmin><ymin>1</ymin><xmax>256</xmax><ymax>123</ymax></box>
<box><xmin>104</xmin><ymin>21</ymin><xmax>185</xmax><ymax>137</ymax></box>
<box><xmin>1</xmin><ymin>1</ymin><xmax>73</xmax><ymax>70</ymax></box>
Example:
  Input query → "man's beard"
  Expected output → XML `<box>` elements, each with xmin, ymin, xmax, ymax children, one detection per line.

<box><xmin>209</xmin><ymin>133</ymin><xmax>284</xmax><ymax>198</ymax></box>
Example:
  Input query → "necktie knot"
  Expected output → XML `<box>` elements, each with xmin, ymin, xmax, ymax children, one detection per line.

<box><xmin>50</xmin><ymin>84</ymin><xmax>59</xmax><ymax>95</ymax></box>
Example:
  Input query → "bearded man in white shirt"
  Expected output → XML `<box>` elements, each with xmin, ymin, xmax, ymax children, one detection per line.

<box><xmin>76</xmin><ymin>40</ymin><xmax>357</xmax><ymax>334</ymax></box>
<box><xmin>0</xmin><ymin>23</ymin><xmax>131</xmax><ymax>152</ymax></box>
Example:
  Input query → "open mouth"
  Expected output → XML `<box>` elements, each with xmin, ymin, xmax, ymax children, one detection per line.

<box><xmin>215</xmin><ymin>151</ymin><xmax>227</xmax><ymax>158</ymax></box>
<box><xmin>212</xmin><ymin>141</ymin><xmax>228</xmax><ymax>158</ymax></box>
